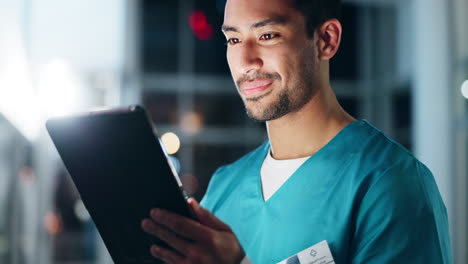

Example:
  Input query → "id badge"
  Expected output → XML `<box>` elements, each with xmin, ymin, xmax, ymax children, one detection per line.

<box><xmin>277</xmin><ymin>240</ymin><xmax>335</xmax><ymax>264</ymax></box>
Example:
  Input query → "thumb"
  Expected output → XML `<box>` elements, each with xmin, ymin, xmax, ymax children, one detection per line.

<box><xmin>188</xmin><ymin>198</ymin><xmax>231</xmax><ymax>231</ymax></box>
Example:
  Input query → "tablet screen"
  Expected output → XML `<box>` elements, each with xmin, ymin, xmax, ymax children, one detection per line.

<box><xmin>46</xmin><ymin>105</ymin><xmax>194</xmax><ymax>264</ymax></box>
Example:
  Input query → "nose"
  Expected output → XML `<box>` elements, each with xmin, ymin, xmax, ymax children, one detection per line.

<box><xmin>229</xmin><ymin>40</ymin><xmax>263</xmax><ymax>75</ymax></box>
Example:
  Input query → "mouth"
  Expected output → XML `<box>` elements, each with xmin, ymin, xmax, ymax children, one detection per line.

<box><xmin>240</xmin><ymin>79</ymin><xmax>273</xmax><ymax>97</ymax></box>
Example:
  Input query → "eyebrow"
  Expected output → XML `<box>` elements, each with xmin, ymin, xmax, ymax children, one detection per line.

<box><xmin>221</xmin><ymin>17</ymin><xmax>288</xmax><ymax>33</ymax></box>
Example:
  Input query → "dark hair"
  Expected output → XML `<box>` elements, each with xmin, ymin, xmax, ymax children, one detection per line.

<box><xmin>293</xmin><ymin>0</ymin><xmax>342</xmax><ymax>37</ymax></box>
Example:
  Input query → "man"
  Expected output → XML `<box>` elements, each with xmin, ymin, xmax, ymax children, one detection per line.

<box><xmin>141</xmin><ymin>0</ymin><xmax>452</xmax><ymax>263</ymax></box>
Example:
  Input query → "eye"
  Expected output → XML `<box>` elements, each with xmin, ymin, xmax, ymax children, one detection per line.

<box><xmin>260</xmin><ymin>33</ymin><xmax>279</xmax><ymax>41</ymax></box>
<box><xmin>225</xmin><ymin>38</ymin><xmax>240</xmax><ymax>46</ymax></box>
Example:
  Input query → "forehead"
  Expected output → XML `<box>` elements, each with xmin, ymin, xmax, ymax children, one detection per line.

<box><xmin>223</xmin><ymin>0</ymin><xmax>301</xmax><ymax>28</ymax></box>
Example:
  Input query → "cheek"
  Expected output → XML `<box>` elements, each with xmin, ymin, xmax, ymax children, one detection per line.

<box><xmin>266</xmin><ymin>49</ymin><xmax>301</xmax><ymax>82</ymax></box>
<box><xmin>226</xmin><ymin>50</ymin><xmax>239</xmax><ymax>77</ymax></box>
<box><xmin>226</xmin><ymin>51</ymin><xmax>233</xmax><ymax>69</ymax></box>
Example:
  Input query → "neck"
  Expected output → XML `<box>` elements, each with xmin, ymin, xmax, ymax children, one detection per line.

<box><xmin>266</xmin><ymin>85</ymin><xmax>355</xmax><ymax>160</ymax></box>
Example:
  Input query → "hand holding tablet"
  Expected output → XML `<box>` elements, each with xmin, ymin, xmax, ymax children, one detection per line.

<box><xmin>141</xmin><ymin>198</ymin><xmax>245</xmax><ymax>264</ymax></box>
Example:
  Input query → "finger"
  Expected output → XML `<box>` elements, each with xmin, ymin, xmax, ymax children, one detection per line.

<box><xmin>150</xmin><ymin>244</ymin><xmax>185</xmax><ymax>264</ymax></box>
<box><xmin>150</xmin><ymin>209</ymin><xmax>213</xmax><ymax>243</ymax></box>
<box><xmin>188</xmin><ymin>198</ymin><xmax>231</xmax><ymax>231</ymax></box>
<box><xmin>141</xmin><ymin>219</ymin><xmax>191</xmax><ymax>255</ymax></box>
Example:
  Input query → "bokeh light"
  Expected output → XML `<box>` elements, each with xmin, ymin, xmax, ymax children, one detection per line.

<box><xmin>180</xmin><ymin>111</ymin><xmax>203</xmax><ymax>135</ymax></box>
<box><xmin>161</xmin><ymin>132</ymin><xmax>181</xmax><ymax>155</ymax></box>
<box><xmin>181</xmin><ymin>173</ymin><xmax>199</xmax><ymax>195</ymax></box>
<box><xmin>44</xmin><ymin>212</ymin><xmax>63</xmax><ymax>236</ymax></box>
<box><xmin>19</xmin><ymin>166</ymin><xmax>35</xmax><ymax>185</ymax></box>
<box><xmin>74</xmin><ymin>199</ymin><xmax>91</xmax><ymax>222</ymax></box>
<box><xmin>0</xmin><ymin>236</ymin><xmax>8</xmax><ymax>256</ymax></box>
<box><xmin>189</xmin><ymin>10</ymin><xmax>213</xmax><ymax>40</ymax></box>
<box><xmin>37</xmin><ymin>59</ymin><xmax>83</xmax><ymax>118</ymax></box>
<box><xmin>461</xmin><ymin>80</ymin><xmax>468</xmax><ymax>99</ymax></box>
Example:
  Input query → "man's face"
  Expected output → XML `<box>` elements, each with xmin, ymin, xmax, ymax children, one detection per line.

<box><xmin>223</xmin><ymin>0</ymin><xmax>319</xmax><ymax>122</ymax></box>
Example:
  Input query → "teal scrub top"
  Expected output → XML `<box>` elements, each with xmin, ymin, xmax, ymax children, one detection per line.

<box><xmin>201</xmin><ymin>120</ymin><xmax>452</xmax><ymax>264</ymax></box>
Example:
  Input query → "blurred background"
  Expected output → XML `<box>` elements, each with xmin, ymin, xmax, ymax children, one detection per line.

<box><xmin>0</xmin><ymin>0</ymin><xmax>467</xmax><ymax>263</ymax></box>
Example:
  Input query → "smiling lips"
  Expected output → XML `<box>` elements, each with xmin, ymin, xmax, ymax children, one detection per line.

<box><xmin>241</xmin><ymin>79</ymin><xmax>273</xmax><ymax>97</ymax></box>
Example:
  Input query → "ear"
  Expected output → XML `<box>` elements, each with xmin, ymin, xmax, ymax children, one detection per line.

<box><xmin>316</xmin><ymin>19</ymin><xmax>342</xmax><ymax>61</ymax></box>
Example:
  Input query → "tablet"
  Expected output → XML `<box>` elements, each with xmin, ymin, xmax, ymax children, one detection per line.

<box><xmin>46</xmin><ymin>105</ymin><xmax>194</xmax><ymax>264</ymax></box>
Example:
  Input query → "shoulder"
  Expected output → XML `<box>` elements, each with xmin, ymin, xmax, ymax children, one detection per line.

<box><xmin>351</xmin><ymin>121</ymin><xmax>431</xmax><ymax>182</ymax></box>
<box><xmin>200</xmin><ymin>142</ymin><xmax>268</xmax><ymax>210</ymax></box>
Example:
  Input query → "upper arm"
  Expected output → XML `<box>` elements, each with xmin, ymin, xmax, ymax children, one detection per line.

<box><xmin>350</xmin><ymin>162</ymin><xmax>452</xmax><ymax>263</ymax></box>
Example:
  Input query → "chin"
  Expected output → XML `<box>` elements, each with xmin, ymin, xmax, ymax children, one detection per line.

<box><xmin>245</xmin><ymin>106</ymin><xmax>276</xmax><ymax>122</ymax></box>
<box><xmin>244</xmin><ymin>105</ymin><xmax>264</xmax><ymax>122</ymax></box>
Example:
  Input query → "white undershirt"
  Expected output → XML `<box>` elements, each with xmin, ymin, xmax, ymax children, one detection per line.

<box><xmin>260</xmin><ymin>149</ymin><xmax>311</xmax><ymax>201</ymax></box>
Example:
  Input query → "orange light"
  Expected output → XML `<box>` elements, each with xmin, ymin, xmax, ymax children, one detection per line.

<box><xmin>19</xmin><ymin>166</ymin><xmax>35</xmax><ymax>185</ymax></box>
<box><xmin>180</xmin><ymin>111</ymin><xmax>203</xmax><ymax>135</ymax></box>
<box><xmin>44</xmin><ymin>212</ymin><xmax>63</xmax><ymax>235</ymax></box>
<box><xmin>181</xmin><ymin>173</ymin><xmax>199</xmax><ymax>195</ymax></box>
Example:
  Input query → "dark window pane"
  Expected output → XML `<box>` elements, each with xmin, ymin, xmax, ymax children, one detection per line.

<box><xmin>393</xmin><ymin>89</ymin><xmax>411</xmax><ymax>129</ymax></box>
<box><xmin>245</xmin><ymin>115</ymin><xmax>268</xmax><ymax>131</ymax></box>
<box><xmin>392</xmin><ymin>88</ymin><xmax>412</xmax><ymax>151</ymax></box>
<box><xmin>142</xmin><ymin>0</ymin><xmax>179</xmax><ymax>72</ymax></box>
<box><xmin>194</xmin><ymin>94</ymin><xmax>245</xmax><ymax>126</ymax></box>
<box><xmin>143</xmin><ymin>92</ymin><xmax>178</xmax><ymax>125</ymax></box>
<box><xmin>193</xmin><ymin>0</ymin><xmax>231</xmax><ymax>75</ymax></box>
<box><xmin>330</xmin><ymin>4</ymin><xmax>359</xmax><ymax>80</ymax></box>
<box><xmin>337</xmin><ymin>96</ymin><xmax>358</xmax><ymax>117</ymax></box>
<box><xmin>192</xmin><ymin>144</ymin><xmax>251</xmax><ymax>199</ymax></box>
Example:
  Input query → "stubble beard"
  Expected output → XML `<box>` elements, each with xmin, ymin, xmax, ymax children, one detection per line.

<box><xmin>243</xmin><ymin>71</ymin><xmax>315</xmax><ymax>122</ymax></box>
<box><xmin>244</xmin><ymin>89</ymin><xmax>292</xmax><ymax>122</ymax></box>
